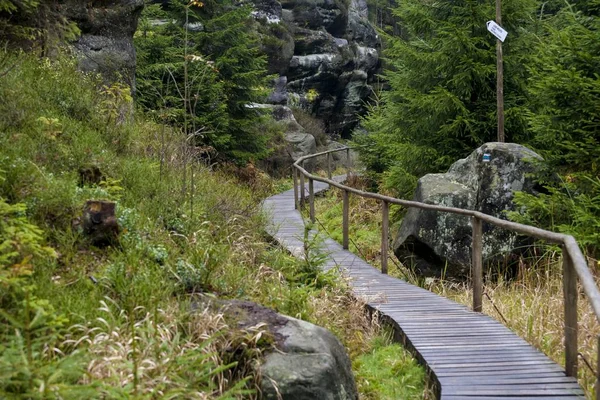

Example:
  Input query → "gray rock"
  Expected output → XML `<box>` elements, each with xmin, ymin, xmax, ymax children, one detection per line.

<box><xmin>261</xmin><ymin>317</ymin><xmax>358</xmax><ymax>400</ymax></box>
<box><xmin>273</xmin><ymin>106</ymin><xmax>317</xmax><ymax>162</ymax></box>
<box><xmin>260</xmin><ymin>105</ymin><xmax>317</xmax><ymax>175</ymax></box>
<box><xmin>393</xmin><ymin>143</ymin><xmax>543</xmax><ymax>279</ymax></box>
<box><xmin>211</xmin><ymin>300</ymin><xmax>357</xmax><ymax>400</ymax></box>
<box><xmin>62</xmin><ymin>1</ymin><xmax>144</xmax><ymax>88</ymax></box>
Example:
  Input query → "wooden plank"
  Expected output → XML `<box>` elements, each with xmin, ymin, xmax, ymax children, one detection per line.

<box><xmin>439</xmin><ymin>376</ymin><xmax>579</xmax><ymax>385</ymax></box>
<box><xmin>443</xmin><ymin>396</ymin><xmax>583</xmax><ymax>400</ymax></box>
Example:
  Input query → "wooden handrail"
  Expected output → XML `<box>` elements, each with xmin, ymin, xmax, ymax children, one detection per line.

<box><xmin>293</xmin><ymin>146</ymin><xmax>600</xmax><ymax>392</ymax></box>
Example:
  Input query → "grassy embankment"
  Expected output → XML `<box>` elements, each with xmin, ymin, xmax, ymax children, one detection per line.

<box><xmin>312</xmin><ymin>177</ymin><xmax>600</xmax><ymax>399</ymax></box>
<box><xmin>0</xmin><ymin>53</ymin><xmax>425</xmax><ymax>399</ymax></box>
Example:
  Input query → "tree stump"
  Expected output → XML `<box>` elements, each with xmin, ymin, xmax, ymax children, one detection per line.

<box><xmin>83</xmin><ymin>200</ymin><xmax>119</xmax><ymax>246</ymax></box>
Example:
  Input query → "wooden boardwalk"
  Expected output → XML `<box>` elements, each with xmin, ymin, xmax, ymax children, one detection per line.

<box><xmin>263</xmin><ymin>177</ymin><xmax>585</xmax><ymax>400</ymax></box>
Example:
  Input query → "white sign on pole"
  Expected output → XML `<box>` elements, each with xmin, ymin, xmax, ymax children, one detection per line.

<box><xmin>486</xmin><ymin>20</ymin><xmax>508</xmax><ymax>42</ymax></box>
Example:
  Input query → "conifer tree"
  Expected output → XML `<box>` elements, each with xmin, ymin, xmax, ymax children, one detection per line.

<box><xmin>355</xmin><ymin>0</ymin><xmax>536</xmax><ymax>196</ymax></box>
<box><xmin>135</xmin><ymin>0</ymin><xmax>272</xmax><ymax>163</ymax></box>
<box><xmin>511</xmin><ymin>0</ymin><xmax>600</xmax><ymax>255</ymax></box>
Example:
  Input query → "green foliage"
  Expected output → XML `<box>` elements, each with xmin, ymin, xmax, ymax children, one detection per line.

<box><xmin>508</xmin><ymin>2</ymin><xmax>600</xmax><ymax>256</ymax></box>
<box><xmin>0</xmin><ymin>198</ymin><xmax>56</xmax><ymax>286</ymax></box>
<box><xmin>135</xmin><ymin>0</ymin><xmax>275</xmax><ymax>163</ymax></box>
<box><xmin>0</xmin><ymin>0</ymin><xmax>80</xmax><ymax>52</ymax></box>
<box><xmin>0</xmin><ymin>39</ymin><xmax>425</xmax><ymax>399</ymax></box>
<box><xmin>355</xmin><ymin>0</ymin><xmax>537</xmax><ymax>197</ymax></box>
<box><xmin>354</xmin><ymin>333</ymin><xmax>425</xmax><ymax>400</ymax></box>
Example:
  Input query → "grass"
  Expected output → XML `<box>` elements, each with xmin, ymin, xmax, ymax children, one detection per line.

<box><xmin>0</xmin><ymin>52</ymin><xmax>426</xmax><ymax>399</ymax></box>
<box><xmin>313</xmin><ymin>178</ymin><xmax>600</xmax><ymax>399</ymax></box>
<box><xmin>354</xmin><ymin>332</ymin><xmax>430</xmax><ymax>400</ymax></box>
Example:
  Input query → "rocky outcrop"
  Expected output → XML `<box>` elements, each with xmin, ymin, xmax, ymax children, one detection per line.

<box><xmin>260</xmin><ymin>105</ymin><xmax>317</xmax><ymax>175</ymax></box>
<box><xmin>61</xmin><ymin>1</ymin><xmax>144</xmax><ymax>88</ymax></box>
<box><xmin>393</xmin><ymin>143</ymin><xmax>544</xmax><ymax>279</ymax></box>
<box><xmin>220</xmin><ymin>300</ymin><xmax>358</xmax><ymax>400</ymax></box>
<box><xmin>252</xmin><ymin>0</ymin><xmax>380</xmax><ymax>138</ymax></box>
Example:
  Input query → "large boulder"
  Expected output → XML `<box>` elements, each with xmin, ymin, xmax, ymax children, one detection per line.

<box><xmin>215</xmin><ymin>300</ymin><xmax>358</xmax><ymax>400</ymax></box>
<box><xmin>61</xmin><ymin>1</ymin><xmax>144</xmax><ymax>88</ymax></box>
<box><xmin>393</xmin><ymin>143</ymin><xmax>544</xmax><ymax>279</ymax></box>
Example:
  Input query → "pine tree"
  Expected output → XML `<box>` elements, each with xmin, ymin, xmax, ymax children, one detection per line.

<box><xmin>135</xmin><ymin>0</ymin><xmax>272</xmax><ymax>163</ymax></box>
<box><xmin>511</xmin><ymin>0</ymin><xmax>600</xmax><ymax>256</ymax></box>
<box><xmin>355</xmin><ymin>0</ymin><xmax>537</xmax><ymax>197</ymax></box>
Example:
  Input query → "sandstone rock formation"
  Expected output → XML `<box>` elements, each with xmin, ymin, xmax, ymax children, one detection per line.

<box><xmin>61</xmin><ymin>1</ymin><xmax>144</xmax><ymax>88</ymax></box>
<box><xmin>252</xmin><ymin>0</ymin><xmax>380</xmax><ymax>138</ymax></box>
<box><xmin>393</xmin><ymin>143</ymin><xmax>544</xmax><ymax>279</ymax></box>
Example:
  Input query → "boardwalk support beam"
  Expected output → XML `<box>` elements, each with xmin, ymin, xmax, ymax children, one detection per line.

<box><xmin>563</xmin><ymin>248</ymin><xmax>578</xmax><ymax>378</ymax></box>
<box><xmin>343</xmin><ymin>189</ymin><xmax>349</xmax><ymax>250</ymax></box>
<box><xmin>472</xmin><ymin>216</ymin><xmax>483</xmax><ymax>312</ymax></box>
<box><xmin>381</xmin><ymin>201</ymin><xmax>389</xmax><ymax>274</ymax></box>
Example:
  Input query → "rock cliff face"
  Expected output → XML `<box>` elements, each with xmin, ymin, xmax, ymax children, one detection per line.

<box><xmin>254</xmin><ymin>0</ymin><xmax>380</xmax><ymax>138</ymax></box>
<box><xmin>61</xmin><ymin>1</ymin><xmax>144</xmax><ymax>88</ymax></box>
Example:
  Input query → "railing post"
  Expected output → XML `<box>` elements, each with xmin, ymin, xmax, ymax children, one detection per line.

<box><xmin>563</xmin><ymin>248</ymin><xmax>578</xmax><ymax>378</ymax></box>
<box><xmin>346</xmin><ymin>147</ymin><xmax>351</xmax><ymax>170</ymax></box>
<box><xmin>472</xmin><ymin>216</ymin><xmax>483</xmax><ymax>312</ymax></box>
<box><xmin>342</xmin><ymin>189</ymin><xmax>349</xmax><ymax>250</ymax></box>
<box><xmin>293</xmin><ymin>167</ymin><xmax>299</xmax><ymax>210</ymax></box>
<box><xmin>381</xmin><ymin>201</ymin><xmax>389</xmax><ymax>274</ymax></box>
<box><xmin>309</xmin><ymin>178</ymin><xmax>315</xmax><ymax>224</ymax></box>
<box><xmin>299</xmin><ymin>164</ymin><xmax>305</xmax><ymax>209</ymax></box>
<box><xmin>596</xmin><ymin>335</ymin><xmax>599</xmax><ymax>400</ymax></box>
<box><xmin>327</xmin><ymin>152</ymin><xmax>332</xmax><ymax>180</ymax></box>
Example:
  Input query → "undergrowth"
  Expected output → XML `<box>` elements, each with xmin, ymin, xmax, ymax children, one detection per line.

<box><xmin>0</xmin><ymin>52</ymin><xmax>426</xmax><ymax>399</ymax></box>
<box><xmin>314</xmin><ymin>182</ymin><xmax>600</xmax><ymax>399</ymax></box>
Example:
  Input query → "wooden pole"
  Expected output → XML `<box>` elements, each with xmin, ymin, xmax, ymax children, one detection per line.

<box><xmin>381</xmin><ymin>201</ymin><xmax>389</xmax><ymax>274</ymax></box>
<box><xmin>327</xmin><ymin>152</ymin><xmax>332</xmax><ymax>180</ymax></box>
<box><xmin>342</xmin><ymin>189</ymin><xmax>349</xmax><ymax>250</ymax></box>
<box><xmin>563</xmin><ymin>249</ymin><xmax>578</xmax><ymax>378</ymax></box>
<box><xmin>496</xmin><ymin>0</ymin><xmax>505</xmax><ymax>142</ymax></box>
<box><xmin>596</xmin><ymin>335</ymin><xmax>600</xmax><ymax>400</ymax></box>
<box><xmin>293</xmin><ymin>167</ymin><xmax>299</xmax><ymax>210</ymax></box>
<box><xmin>346</xmin><ymin>148</ymin><xmax>351</xmax><ymax>173</ymax></box>
<box><xmin>309</xmin><ymin>178</ymin><xmax>315</xmax><ymax>224</ymax></box>
<box><xmin>299</xmin><ymin>165</ymin><xmax>305</xmax><ymax>209</ymax></box>
<box><xmin>472</xmin><ymin>216</ymin><xmax>483</xmax><ymax>312</ymax></box>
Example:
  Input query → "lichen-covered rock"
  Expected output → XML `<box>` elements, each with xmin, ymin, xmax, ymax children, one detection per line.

<box><xmin>393</xmin><ymin>143</ymin><xmax>543</xmax><ymax>279</ymax></box>
<box><xmin>61</xmin><ymin>1</ymin><xmax>144</xmax><ymax>88</ymax></box>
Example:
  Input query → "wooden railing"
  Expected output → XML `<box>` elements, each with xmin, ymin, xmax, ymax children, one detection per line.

<box><xmin>293</xmin><ymin>146</ymin><xmax>600</xmax><ymax>397</ymax></box>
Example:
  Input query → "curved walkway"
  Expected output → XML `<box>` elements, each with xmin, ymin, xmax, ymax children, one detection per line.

<box><xmin>262</xmin><ymin>177</ymin><xmax>585</xmax><ymax>400</ymax></box>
